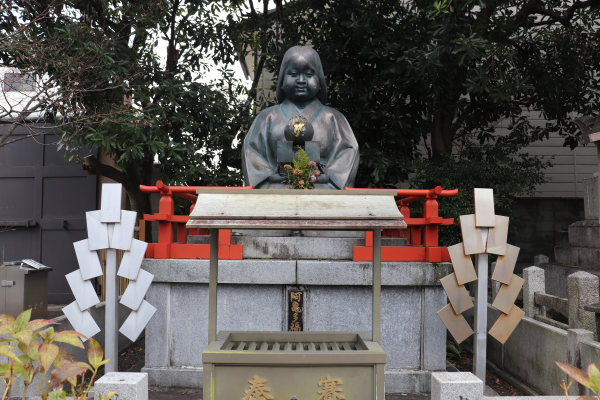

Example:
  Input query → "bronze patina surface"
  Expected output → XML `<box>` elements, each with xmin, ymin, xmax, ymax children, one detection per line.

<box><xmin>242</xmin><ymin>46</ymin><xmax>359</xmax><ymax>190</ymax></box>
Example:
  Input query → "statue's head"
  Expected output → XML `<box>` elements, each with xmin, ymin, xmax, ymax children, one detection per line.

<box><xmin>276</xmin><ymin>46</ymin><xmax>327</xmax><ymax>105</ymax></box>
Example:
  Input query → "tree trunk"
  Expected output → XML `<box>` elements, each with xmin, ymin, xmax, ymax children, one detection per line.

<box><xmin>431</xmin><ymin>108</ymin><xmax>454</xmax><ymax>160</ymax></box>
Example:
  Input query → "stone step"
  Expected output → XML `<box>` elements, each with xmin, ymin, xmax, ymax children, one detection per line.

<box><xmin>187</xmin><ymin>235</ymin><xmax>407</xmax><ymax>260</ymax></box>
<box><xmin>568</xmin><ymin>220</ymin><xmax>600</xmax><ymax>248</ymax></box>
<box><xmin>554</xmin><ymin>246</ymin><xmax>600</xmax><ymax>270</ymax></box>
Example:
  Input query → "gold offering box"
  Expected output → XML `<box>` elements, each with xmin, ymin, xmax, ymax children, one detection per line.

<box><xmin>203</xmin><ymin>331</ymin><xmax>386</xmax><ymax>400</ymax></box>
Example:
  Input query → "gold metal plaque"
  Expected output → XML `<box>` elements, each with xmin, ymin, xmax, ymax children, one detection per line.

<box><xmin>440</xmin><ymin>273</ymin><xmax>474</xmax><ymax>314</ymax></box>
<box><xmin>491</xmin><ymin>275</ymin><xmax>525</xmax><ymax>314</ymax></box>
<box><xmin>491</xmin><ymin>244</ymin><xmax>520</xmax><ymax>284</ymax></box>
<box><xmin>448</xmin><ymin>243</ymin><xmax>477</xmax><ymax>285</ymax></box>
<box><xmin>487</xmin><ymin>215</ymin><xmax>509</xmax><ymax>255</ymax></box>
<box><xmin>459</xmin><ymin>215</ymin><xmax>485</xmax><ymax>255</ymax></box>
<box><xmin>437</xmin><ymin>304</ymin><xmax>473</xmax><ymax>344</ymax></box>
<box><xmin>474</xmin><ymin>188</ymin><xmax>496</xmax><ymax>227</ymax></box>
<box><xmin>488</xmin><ymin>305</ymin><xmax>525</xmax><ymax>344</ymax></box>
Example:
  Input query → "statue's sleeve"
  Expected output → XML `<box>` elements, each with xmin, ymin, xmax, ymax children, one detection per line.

<box><xmin>323</xmin><ymin>109</ymin><xmax>360</xmax><ymax>189</ymax></box>
<box><xmin>242</xmin><ymin>110</ymin><xmax>277</xmax><ymax>188</ymax></box>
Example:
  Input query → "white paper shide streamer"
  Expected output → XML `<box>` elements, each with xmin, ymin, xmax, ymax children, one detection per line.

<box><xmin>64</xmin><ymin>183</ymin><xmax>156</xmax><ymax>345</ymax></box>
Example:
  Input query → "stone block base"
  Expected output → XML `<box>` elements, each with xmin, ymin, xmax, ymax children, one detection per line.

<box><xmin>142</xmin><ymin>366</ymin><xmax>440</xmax><ymax>394</ymax></box>
<box><xmin>431</xmin><ymin>372</ymin><xmax>483</xmax><ymax>400</ymax></box>
<box><xmin>555</xmin><ymin>246</ymin><xmax>600</xmax><ymax>270</ymax></box>
<box><xmin>568</xmin><ymin>220</ymin><xmax>600</xmax><ymax>248</ymax></box>
<box><xmin>94</xmin><ymin>372</ymin><xmax>148</xmax><ymax>400</ymax></box>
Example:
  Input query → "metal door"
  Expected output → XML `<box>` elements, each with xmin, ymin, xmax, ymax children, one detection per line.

<box><xmin>0</xmin><ymin>124</ymin><xmax>97</xmax><ymax>303</ymax></box>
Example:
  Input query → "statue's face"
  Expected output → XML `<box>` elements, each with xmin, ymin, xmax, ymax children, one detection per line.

<box><xmin>282</xmin><ymin>55</ymin><xmax>321</xmax><ymax>103</ymax></box>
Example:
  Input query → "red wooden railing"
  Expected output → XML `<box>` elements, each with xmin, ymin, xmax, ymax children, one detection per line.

<box><xmin>140</xmin><ymin>183</ymin><xmax>458</xmax><ymax>262</ymax></box>
<box><xmin>140</xmin><ymin>182</ymin><xmax>252</xmax><ymax>259</ymax></box>
<box><xmin>346</xmin><ymin>186</ymin><xmax>457</xmax><ymax>262</ymax></box>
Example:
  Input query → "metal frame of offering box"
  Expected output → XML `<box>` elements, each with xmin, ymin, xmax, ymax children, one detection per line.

<box><xmin>187</xmin><ymin>189</ymin><xmax>407</xmax><ymax>400</ymax></box>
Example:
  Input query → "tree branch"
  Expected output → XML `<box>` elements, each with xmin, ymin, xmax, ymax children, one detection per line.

<box><xmin>82</xmin><ymin>154</ymin><xmax>126</xmax><ymax>182</ymax></box>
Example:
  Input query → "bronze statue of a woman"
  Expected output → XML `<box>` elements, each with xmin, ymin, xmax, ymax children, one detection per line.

<box><xmin>242</xmin><ymin>46</ymin><xmax>359</xmax><ymax>189</ymax></box>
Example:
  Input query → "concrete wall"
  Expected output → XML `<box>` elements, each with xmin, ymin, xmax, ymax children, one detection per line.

<box><xmin>464</xmin><ymin>304</ymin><xmax>600</xmax><ymax>396</ymax></box>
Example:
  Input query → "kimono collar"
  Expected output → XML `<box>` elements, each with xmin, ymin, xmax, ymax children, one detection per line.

<box><xmin>278</xmin><ymin>98</ymin><xmax>324</xmax><ymax>123</ymax></box>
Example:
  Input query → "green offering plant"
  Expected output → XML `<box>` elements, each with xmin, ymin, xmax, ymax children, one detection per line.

<box><xmin>0</xmin><ymin>310</ymin><xmax>117</xmax><ymax>400</ymax></box>
<box><xmin>446</xmin><ymin>340</ymin><xmax>465</xmax><ymax>362</ymax></box>
<box><xmin>284</xmin><ymin>148</ymin><xmax>319</xmax><ymax>190</ymax></box>
<box><xmin>556</xmin><ymin>361</ymin><xmax>600</xmax><ymax>400</ymax></box>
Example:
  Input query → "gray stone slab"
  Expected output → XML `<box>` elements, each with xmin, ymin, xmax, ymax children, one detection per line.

<box><xmin>422</xmin><ymin>286</ymin><xmax>448</xmax><ymax>371</ymax></box>
<box><xmin>169</xmin><ymin>283</ymin><xmax>285</xmax><ymax>367</ymax></box>
<box><xmin>170</xmin><ymin>283</ymin><xmax>207</xmax><ymax>368</ymax></box>
<box><xmin>306</xmin><ymin>285</ymin><xmax>423</xmax><ymax>369</ymax></box>
<box><xmin>568</xmin><ymin>220</ymin><xmax>600</xmax><ymax>248</ymax></box>
<box><xmin>298</xmin><ymin>261</ymin><xmax>451</xmax><ymax>286</ymax></box>
<box><xmin>385</xmin><ymin>370</ymin><xmax>432</xmax><ymax>393</ymax></box>
<box><xmin>186</xmin><ymin>235</ymin><xmax>406</xmax><ymax>260</ymax></box>
<box><xmin>142</xmin><ymin>366</ymin><xmax>202</xmax><ymax>390</ymax></box>
<box><xmin>584</xmin><ymin>173</ymin><xmax>598</xmax><ymax>221</ymax></box>
<box><xmin>555</xmin><ymin>246</ymin><xmax>579</xmax><ymax>267</ymax></box>
<box><xmin>539</xmin><ymin>263</ymin><xmax>600</xmax><ymax>298</ymax></box>
<box><xmin>216</xmin><ymin>284</ymin><xmax>284</xmax><ymax>332</ymax></box>
<box><xmin>431</xmin><ymin>372</ymin><xmax>483</xmax><ymax>400</ymax></box>
<box><xmin>94</xmin><ymin>372</ymin><xmax>148</xmax><ymax>400</ymax></box>
<box><xmin>143</xmin><ymin>259</ymin><xmax>296</xmax><ymax>284</ymax></box>
<box><xmin>236</xmin><ymin>236</ymin><xmax>363</xmax><ymax>259</ymax></box>
<box><xmin>145</xmin><ymin>283</ymin><xmax>171</xmax><ymax>368</ymax></box>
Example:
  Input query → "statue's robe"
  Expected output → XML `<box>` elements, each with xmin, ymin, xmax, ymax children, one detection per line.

<box><xmin>242</xmin><ymin>98</ymin><xmax>359</xmax><ymax>189</ymax></box>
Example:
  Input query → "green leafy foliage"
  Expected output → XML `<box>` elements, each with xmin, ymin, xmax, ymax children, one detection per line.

<box><xmin>0</xmin><ymin>310</ymin><xmax>114</xmax><ymax>400</ymax></box>
<box><xmin>410</xmin><ymin>136</ymin><xmax>549</xmax><ymax>246</ymax></box>
<box><xmin>285</xmin><ymin>149</ymin><xmax>319</xmax><ymax>189</ymax></box>
<box><xmin>446</xmin><ymin>340</ymin><xmax>465</xmax><ymax>362</ymax></box>
<box><xmin>556</xmin><ymin>361</ymin><xmax>600</xmax><ymax>399</ymax></box>
<box><xmin>235</xmin><ymin>0</ymin><xmax>600</xmax><ymax>192</ymax></box>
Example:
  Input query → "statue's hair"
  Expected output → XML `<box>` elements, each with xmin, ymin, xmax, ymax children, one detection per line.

<box><xmin>276</xmin><ymin>46</ymin><xmax>327</xmax><ymax>104</ymax></box>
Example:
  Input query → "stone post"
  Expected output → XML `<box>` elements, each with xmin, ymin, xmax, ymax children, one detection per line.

<box><xmin>523</xmin><ymin>266</ymin><xmax>546</xmax><ymax>318</ymax></box>
<box><xmin>534</xmin><ymin>254</ymin><xmax>549</xmax><ymax>267</ymax></box>
<box><xmin>567</xmin><ymin>329</ymin><xmax>595</xmax><ymax>396</ymax></box>
<box><xmin>567</xmin><ymin>272</ymin><xmax>599</xmax><ymax>337</ymax></box>
<box><xmin>94</xmin><ymin>372</ymin><xmax>148</xmax><ymax>400</ymax></box>
<box><xmin>431</xmin><ymin>372</ymin><xmax>483</xmax><ymax>400</ymax></box>
<box><xmin>583</xmin><ymin>173</ymin><xmax>598</xmax><ymax>221</ymax></box>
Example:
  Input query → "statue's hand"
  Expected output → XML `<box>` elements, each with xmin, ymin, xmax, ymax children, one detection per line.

<box><xmin>268</xmin><ymin>173</ymin><xmax>285</xmax><ymax>183</ymax></box>
<box><xmin>316</xmin><ymin>173</ymin><xmax>330</xmax><ymax>184</ymax></box>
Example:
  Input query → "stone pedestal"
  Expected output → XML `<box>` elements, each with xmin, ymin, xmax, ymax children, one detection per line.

<box><xmin>431</xmin><ymin>372</ymin><xmax>483</xmax><ymax>400</ymax></box>
<box><xmin>141</xmin><ymin>237</ymin><xmax>450</xmax><ymax>394</ymax></box>
<box><xmin>94</xmin><ymin>373</ymin><xmax>148</xmax><ymax>400</ymax></box>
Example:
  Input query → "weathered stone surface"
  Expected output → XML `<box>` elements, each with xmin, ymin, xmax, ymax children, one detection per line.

<box><xmin>422</xmin><ymin>286</ymin><xmax>448</xmax><ymax>371</ymax></box>
<box><xmin>534</xmin><ymin>254</ymin><xmax>549</xmax><ymax>267</ymax></box>
<box><xmin>386</xmin><ymin>370</ymin><xmax>432</xmax><ymax>394</ymax></box>
<box><xmin>297</xmin><ymin>261</ymin><xmax>451</xmax><ymax>286</ymax></box>
<box><xmin>538</xmin><ymin>263</ymin><xmax>600</xmax><ymax>298</ymax></box>
<box><xmin>431</xmin><ymin>372</ymin><xmax>483</xmax><ymax>400</ymax></box>
<box><xmin>523</xmin><ymin>266</ymin><xmax>546</xmax><ymax>318</ymax></box>
<box><xmin>144</xmin><ymin>283</ymin><xmax>170</xmax><ymax>368</ymax></box>
<box><xmin>142</xmin><ymin>367</ymin><xmax>202</xmax><ymax>391</ymax></box>
<box><xmin>568</xmin><ymin>272</ymin><xmax>599</xmax><ymax>336</ymax></box>
<box><xmin>170</xmin><ymin>283</ymin><xmax>207</xmax><ymax>368</ymax></box>
<box><xmin>94</xmin><ymin>372</ymin><xmax>148</xmax><ymax>400</ymax></box>
<box><xmin>584</xmin><ymin>173</ymin><xmax>598</xmax><ymax>221</ymax></box>
<box><xmin>236</xmin><ymin>236</ymin><xmax>363</xmax><ymax>259</ymax></box>
<box><xmin>143</xmin><ymin>259</ymin><xmax>296</xmax><ymax>284</ymax></box>
<box><xmin>555</xmin><ymin>246</ymin><xmax>600</xmax><ymax>270</ymax></box>
<box><xmin>568</xmin><ymin>220</ymin><xmax>600</xmax><ymax>248</ymax></box>
<box><xmin>306</xmin><ymin>285</ymin><xmax>423</xmax><ymax>369</ymax></box>
<box><xmin>187</xmin><ymin>235</ymin><xmax>406</xmax><ymax>259</ymax></box>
